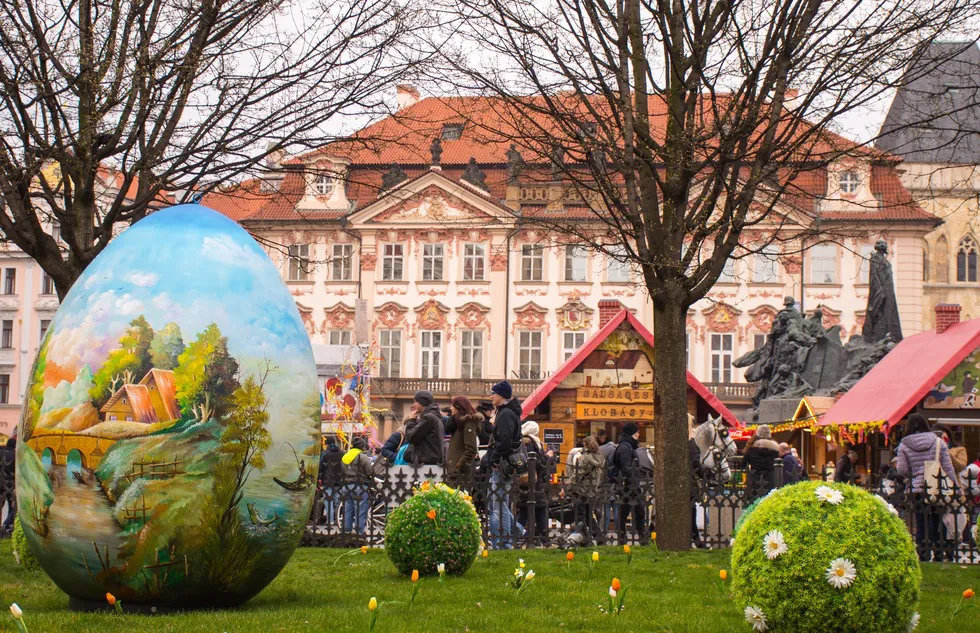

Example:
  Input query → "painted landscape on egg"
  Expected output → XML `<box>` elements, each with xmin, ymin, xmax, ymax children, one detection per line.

<box><xmin>15</xmin><ymin>207</ymin><xmax>320</xmax><ymax>607</ymax></box>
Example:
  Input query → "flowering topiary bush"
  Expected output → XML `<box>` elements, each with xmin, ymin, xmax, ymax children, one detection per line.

<box><xmin>731</xmin><ymin>495</ymin><xmax>765</xmax><ymax>543</ymax></box>
<box><xmin>11</xmin><ymin>515</ymin><xmax>40</xmax><ymax>570</ymax></box>
<box><xmin>732</xmin><ymin>480</ymin><xmax>920</xmax><ymax>633</ymax></box>
<box><xmin>385</xmin><ymin>482</ymin><xmax>481</xmax><ymax>577</ymax></box>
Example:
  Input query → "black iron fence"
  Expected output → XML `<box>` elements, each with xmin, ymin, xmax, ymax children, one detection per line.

<box><xmin>1</xmin><ymin>453</ymin><xmax>14</xmax><ymax>536</ymax></box>
<box><xmin>2</xmin><ymin>452</ymin><xmax>976</xmax><ymax>564</ymax></box>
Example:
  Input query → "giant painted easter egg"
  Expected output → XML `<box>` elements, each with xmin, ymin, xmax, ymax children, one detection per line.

<box><xmin>15</xmin><ymin>205</ymin><xmax>319</xmax><ymax>608</ymax></box>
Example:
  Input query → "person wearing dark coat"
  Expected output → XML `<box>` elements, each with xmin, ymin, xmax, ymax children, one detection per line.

<box><xmin>778</xmin><ymin>443</ymin><xmax>803</xmax><ymax>485</ymax></box>
<box><xmin>487</xmin><ymin>381</ymin><xmax>523</xmax><ymax>549</ymax></box>
<box><xmin>446</xmin><ymin>396</ymin><xmax>482</xmax><ymax>487</ymax></box>
<box><xmin>1</xmin><ymin>438</ymin><xmax>15</xmax><ymax>534</ymax></box>
<box><xmin>380</xmin><ymin>426</ymin><xmax>406</xmax><ymax>463</ymax></box>
<box><xmin>834</xmin><ymin>449</ymin><xmax>859</xmax><ymax>485</ymax></box>
<box><xmin>403</xmin><ymin>391</ymin><xmax>446</xmax><ymax>466</ymax></box>
<box><xmin>317</xmin><ymin>437</ymin><xmax>344</xmax><ymax>524</ymax></box>
<box><xmin>611</xmin><ymin>422</ymin><xmax>646</xmax><ymax>544</ymax></box>
<box><xmin>743</xmin><ymin>425</ymin><xmax>780</xmax><ymax>501</ymax></box>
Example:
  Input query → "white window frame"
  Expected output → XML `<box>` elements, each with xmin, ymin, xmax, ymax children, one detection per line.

<box><xmin>422</xmin><ymin>243</ymin><xmax>445</xmax><ymax>281</ymax></box>
<box><xmin>315</xmin><ymin>173</ymin><xmax>335</xmax><ymax>196</ymax></box>
<box><xmin>563</xmin><ymin>331</ymin><xmax>586</xmax><ymax>361</ymax></box>
<box><xmin>753</xmin><ymin>246</ymin><xmax>780</xmax><ymax>283</ymax></box>
<box><xmin>518</xmin><ymin>330</ymin><xmax>543</xmax><ymax>379</ymax></box>
<box><xmin>564</xmin><ymin>246</ymin><xmax>588</xmax><ymax>282</ymax></box>
<box><xmin>287</xmin><ymin>244</ymin><xmax>311</xmax><ymax>282</ymax></box>
<box><xmin>460</xmin><ymin>330</ymin><xmax>484</xmax><ymax>379</ymax></box>
<box><xmin>41</xmin><ymin>271</ymin><xmax>55</xmax><ymax>295</ymax></box>
<box><xmin>331</xmin><ymin>244</ymin><xmax>353</xmax><ymax>281</ymax></box>
<box><xmin>378</xmin><ymin>330</ymin><xmax>401</xmax><ymax>378</ymax></box>
<box><xmin>420</xmin><ymin>330</ymin><xmax>442</xmax><ymax>379</ymax></box>
<box><xmin>839</xmin><ymin>170</ymin><xmax>860</xmax><ymax>194</ymax></box>
<box><xmin>381</xmin><ymin>244</ymin><xmax>404</xmax><ymax>281</ymax></box>
<box><xmin>718</xmin><ymin>258</ymin><xmax>736</xmax><ymax>283</ymax></box>
<box><xmin>606</xmin><ymin>245</ymin><xmax>631</xmax><ymax>283</ymax></box>
<box><xmin>857</xmin><ymin>244</ymin><xmax>874</xmax><ymax>284</ymax></box>
<box><xmin>520</xmin><ymin>245</ymin><xmax>544</xmax><ymax>281</ymax></box>
<box><xmin>328</xmin><ymin>330</ymin><xmax>352</xmax><ymax>346</ymax></box>
<box><xmin>810</xmin><ymin>243</ymin><xmax>838</xmax><ymax>284</ymax></box>
<box><xmin>710</xmin><ymin>333</ymin><xmax>734</xmax><ymax>383</ymax></box>
<box><xmin>462</xmin><ymin>243</ymin><xmax>486</xmax><ymax>281</ymax></box>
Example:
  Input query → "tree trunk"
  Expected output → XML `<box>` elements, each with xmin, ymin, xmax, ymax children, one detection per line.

<box><xmin>651</xmin><ymin>291</ymin><xmax>691</xmax><ymax>551</ymax></box>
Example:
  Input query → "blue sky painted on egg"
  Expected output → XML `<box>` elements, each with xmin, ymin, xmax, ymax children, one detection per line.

<box><xmin>47</xmin><ymin>205</ymin><xmax>314</xmax><ymax>380</ymax></box>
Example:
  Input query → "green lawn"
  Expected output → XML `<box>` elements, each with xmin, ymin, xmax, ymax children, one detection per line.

<box><xmin>0</xmin><ymin>541</ymin><xmax>977</xmax><ymax>632</ymax></box>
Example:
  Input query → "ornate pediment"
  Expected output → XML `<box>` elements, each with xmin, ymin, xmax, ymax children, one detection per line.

<box><xmin>414</xmin><ymin>299</ymin><xmax>451</xmax><ymax>330</ymax></box>
<box><xmin>701</xmin><ymin>302</ymin><xmax>742</xmax><ymax>333</ymax></box>
<box><xmin>556</xmin><ymin>299</ymin><xmax>594</xmax><ymax>331</ymax></box>
<box><xmin>373</xmin><ymin>187</ymin><xmax>493</xmax><ymax>223</ymax></box>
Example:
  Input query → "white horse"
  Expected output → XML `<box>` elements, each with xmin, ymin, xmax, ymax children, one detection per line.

<box><xmin>692</xmin><ymin>413</ymin><xmax>737</xmax><ymax>483</ymax></box>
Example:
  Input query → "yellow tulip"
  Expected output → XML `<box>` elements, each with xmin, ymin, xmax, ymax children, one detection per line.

<box><xmin>591</xmin><ymin>551</ymin><xmax>599</xmax><ymax>562</ymax></box>
<box><xmin>720</xmin><ymin>569</ymin><xmax>728</xmax><ymax>581</ymax></box>
<box><xmin>360</xmin><ymin>546</ymin><xmax>369</xmax><ymax>554</ymax></box>
<box><xmin>623</xmin><ymin>545</ymin><xmax>631</xmax><ymax>555</ymax></box>
<box><xmin>481</xmin><ymin>550</ymin><xmax>489</xmax><ymax>559</ymax></box>
<box><xmin>411</xmin><ymin>569</ymin><xmax>420</xmax><ymax>583</ymax></box>
<box><xmin>368</xmin><ymin>597</ymin><xmax>378</xmax><ymax>611</ymax></box>
<box><xmin>651</xmin><ymin>532</ymin><xmax>657</xmax><ymax>540</ymax></box>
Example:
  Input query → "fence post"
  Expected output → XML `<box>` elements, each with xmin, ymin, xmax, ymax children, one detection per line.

<box><xmin>526</xmin><ymin>452</ymin><xmax>537</xmax><ymax>548</ymax></box>
<box><xmin>774</xmin><ymin>458</ymin><xmax>784</xmax><ymax>488</ymax></box>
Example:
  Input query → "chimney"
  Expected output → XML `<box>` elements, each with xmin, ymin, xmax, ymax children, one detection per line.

<box><xmin>598</xmin><ymin>300</ymin><xmax>622</xmax><ymax>328</ymax></box>
<box><xmin>396</xmin><ymin>84</ymin><xmax>420</xmax><ymax>111</ymax></box>
<box><xmin>935</xmin><ymin>303</ymin><xmax>962</xmax><ymax>334</ymax></box>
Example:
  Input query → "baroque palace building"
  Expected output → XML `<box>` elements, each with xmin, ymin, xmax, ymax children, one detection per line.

<box><xmin>0</xmin><ymin>85</ymin><xmax>942</xmax><ymax>439</ymax></box>
<box><xmin>204</xmin><ymin>85</ymin><xmax>938</xmax><ymax>432</ymax></box>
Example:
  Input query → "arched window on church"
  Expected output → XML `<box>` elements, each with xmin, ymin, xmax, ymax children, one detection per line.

<box><xmin>935</xmin><ymin>235</ymin><xmax>949</xmax><ymax>283</ymax></box>
<box><xmin>957</xmin><ymin>236</ymin><xmax>978</xmax><ymax>282</ymax></box>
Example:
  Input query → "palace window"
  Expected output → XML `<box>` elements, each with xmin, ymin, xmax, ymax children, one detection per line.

<box><xmin>607</xmin><ymin>245</ymin><xmax>631</xmax><ymax>283</ymax></box>
<box><xmin>460</xmin><ymin>330</ymin><xmax>484</xmax><ymax>379</ymax></box>
<box><xmin>332</xmin><ymin>244</ymin><xmax>353</xmax><ymax>281</ymax></box>
<box><xmin>441</xmin><ymin>123</ymin><xmax>464</xmax><ymax>140</ymax></box>
<box><xmin>563</xmin><ymin>331</ymin><xmax>586</xmax><ymax>361</ymax></box>
<box><xmin>858</xmin><ymin>244</ymin><xmax>874</xmax><ymax>284</ymax></box>
<box><xmin>811</xmin><ymin>243</ymin><xmax>837</xmax><ymax>284</ymax></box>
<box><xmin>378</xmin><ymin>330</ymin><xmax>401</xmax><ymax>378</ymax></box>
<box><xmin>41</xmin><ymin>271</ymin><xmax>55</xmax><ymax>295</ymax></box>
<box><xmin>462</xmin><ymin>243</ymin><xmax>485</xmax><ymax>281</ymax></box>
<box><xmin>564</xmin><ymin>246</ymin><xmax>588</xmax><ymax>282</ymax></box>
<box><xmin>422</xmin><ymin>243</ymin><xmax>444</xmax><ymax>281</ymax></box>
<box><xmin>315</xmin><ymin>174</ymin><xmax>335</xmax><ymax>196</ymax></box>
<box><xmin>420</xmin><ymin>331</ymin><xmax>442</xmax><ymax>379</ymax></box>
<box><xmin>518</xmin><ymin>331</ymin><xmax>543</xmax><ymax>379</ymax></box>
<box><xmin>1</xmin><ymin>320</ymin><xmax>12</xmax><ymax>349</ymax></box>
<box><xmin>718</xmin><ymin>258</ymin><xmax>736</xmax><ymax>283</ymax></box>
<box><xmin>287</xmin><ymin>244</ymin><xmax>311</xmax><ymax>281</ymax></box>
<box><xmin>521</xmin><ymin>245</ymin><xmax>543</xmax><ymax>281</ymax></box>
<box><xmin>753</xmin><ymin>246</ymin><xmax>780</xmax><ymax>283</ymax></box>
<box><xmin>839</xmin><ymin>170</ymin><xmax>860</xmax><ymax>194</ymax></box>
<box><xmin>957</xmin><ymin>236</ymin><xmax>978</xmax><ymax>282</ymax></box>
<box><xmin>382</xmin><ymin>244</ymin><xmax>404</xmax><ymax>281</ymax></box>
<box><xmin>710</xmin><ymin>333</ymin><xmax>733</xmax><ymax>383</ymax></box>
<box><xmin>0</xmin><ymin>374</ymin><xmax>9</xmax><ymax>404</ymax></box>
<box><xmin>3</xmin><ymin>268</ymin><xmax>15</xmax><ymax>294</ymax></box>
<box><xmin>328</xmin><ymin>330</ymin><xmax>352</xmax><ymax>346</ymax></box>
<box><xmin>39</xmin><ymin>319</ymin><xmax>50</xmax><ymax>344</ymax></box>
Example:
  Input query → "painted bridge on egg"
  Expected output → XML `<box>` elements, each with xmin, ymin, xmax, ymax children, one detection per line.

<box><xmin>27</xmin><ymin>431</ymin><xmax>117</xmax><ymax>470</ymax></box>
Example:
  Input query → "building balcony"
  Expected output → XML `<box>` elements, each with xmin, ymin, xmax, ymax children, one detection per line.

<box><xmin>703</xmin><ymin>382</ymin><xmax>755</xmax><ymax>404</ymax></box>
<box><xmin>371</xmin><ymin>377</ymin><xmax>540</xmax><ymax>399</ymax></box>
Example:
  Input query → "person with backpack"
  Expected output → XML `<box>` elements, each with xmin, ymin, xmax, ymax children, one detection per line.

<box><xmin>341</xmin><ymin>435</ymin><xmax>383</xmax><ymax>536</ymax></box>
<box><xmin>896</xmin><ymin>414</ymin><xmax>959</xmax><ymax>562</ymax></box>
<box><xmin>486</xmin><ymin>380</ymin><xmax>523</xmax><ymax>549</ymax></box>
<box><xmin>568</xmin><ymin>435</ymin><xmax>605</xmax><ymax>545</ymax></box>
<box><xmin>380</xmin><ymin>422</ymin><xmax>410</xmax><ymax>464</ymax></box>
<box><xmin>611</xmin><ymin>422</ymin><xmax>646</xmax><ymax>545</ymax></box>
<box><xmin>516</xmin><ymin>421</ymin><xmax>555</xmax><ymax>546</ymax></box>
<box><xmin>317</xmin><ymin>437</ymin><xmax>344</xmax><ymax>525</ymax></box>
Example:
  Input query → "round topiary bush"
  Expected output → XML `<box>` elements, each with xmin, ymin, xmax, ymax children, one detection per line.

<box><xmin>11</xmin><ymin>515</ymin><xmax>40</xmax><ymax>570</ymax></box>
<box><xmin>385</xmin><ymin>482</ymin><xmax>481</xmax><ymax>577</ymax></box>
<box><xmin>731</xmin><ymin>480</ymin><xmax>920</xmax><ymax>633</ymax></box>
<box><xmin>731</xmin><ymin>495</ymin><xmax>766</xmax><ymax>543</ymax></box>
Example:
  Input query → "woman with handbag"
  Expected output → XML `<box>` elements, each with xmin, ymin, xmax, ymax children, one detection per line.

<box><xmin>896</xmin><ymin>414</ymin><xmax>959</xmax><ymax>562</ymax></box>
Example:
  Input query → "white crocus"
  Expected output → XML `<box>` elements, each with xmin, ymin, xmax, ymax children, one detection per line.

<box><xmin>519</xmin><ymin>558</ymin><xmax>526</xmax><ymax>569</ymax></box>
<box><xmin>825</xmin><ymin>558</ymin><xmax>857</xmax><ymax>589</ymax></box>
<box><xmin>437</xmin><ymin>563</ymin><xmax>445</xmax><ymax>574</ymax></box>
<box><xmin>816</xmin><ymin>485</ymin><xmax>844</xmax><ymax>505</ymax></box>
<box><xmin>9</xmin><ymin>604</ymin><xmax>23</xmax><ymax>619</ymax></box>
<box><xmin>763</xmin><ymin>530</ymin><xmax>788</xmax><ymax>560</ymax></box>
<box><xmin>744</xmin><ymin>606</ymin><xmax>767</xmax><ymax>632</ymax></box>
<box><xmin>906</xmin><ymin>612</ymin><xmax>920</xmax><ymax>632</ymax></box>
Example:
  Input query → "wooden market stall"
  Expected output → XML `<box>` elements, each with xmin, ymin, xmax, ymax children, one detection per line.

<box><xmin>819</xmin><ymin>305</ymin><xmax>980</xmax><ymax>478</ymax></box>
<box><xmin>520</xmin><ymin>303</ymin><xmax>740</xmax><ymax>470</ymax></box>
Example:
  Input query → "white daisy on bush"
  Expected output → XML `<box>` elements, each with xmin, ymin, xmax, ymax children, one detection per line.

<box><xmin>874</xmin><ymin>494</ymin><xmax>900</xmax><ymax>516</ymax></box>
<box><xmin>815</xmin><ymin>485</ymin><xmax>844</xmax><ymax>505</ymax></box>
<box><xmin>744</xmin><ymin>606</ymin><xmax>767</xmax><ymax>631</ymax></box>
<box><xmin>906</xmin><ymin>612</ymin><xmax>920</xmax><ymax>632</ymax></box>
<box><xmin>763</xmin><ymin>530</ymin><xmax>788</xmax><ymax>560</ymax></box>
<box><xmin>825</xmin><ymin>558</ymin><xmax>857</xmax><ymax>589</ymax></box>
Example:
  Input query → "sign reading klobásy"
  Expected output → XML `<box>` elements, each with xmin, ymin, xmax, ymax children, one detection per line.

<box><xmin>576</xmin><ymin>403</ymin><xmax>655</xmax><ymax>420</ymax></box>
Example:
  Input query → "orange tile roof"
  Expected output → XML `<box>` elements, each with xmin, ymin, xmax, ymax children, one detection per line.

<box><xmin>140</xmin><ymin>369</ymin><xmax>180</xmax><ymax>421</ymax></box>
<box><xmin>100</xmin><ymin>384</ymin><xmax>158</xmax><ymax>423</ymax></box>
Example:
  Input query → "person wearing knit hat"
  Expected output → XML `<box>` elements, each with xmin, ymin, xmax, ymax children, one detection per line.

<box><xmin>490</xmin><ymin>380</ymin><xmax>513</xmax><ymax>401</ymax></box>
<box><xmin>402</xmin><ymin>390</ymin><xmax>444</xmax><ymax>465</ymax></box>
<box><xmin>743</xmin><ymin>424</ymin><xmax>780</xmax><ymax>500</ymax></box>
<box><xmin>486</xmin><ymin>380</ymin><xmax>523</xmax><ymax>549</ymax></box>
<box><xmin>413</xmin><ymin>390</ymin><xmax>434</xmax><ymax>408</ymax></box>
<box><xmin>611</xmin><ymin>422</ymin><xmax>646</xmax><ymax>544</ymax></box>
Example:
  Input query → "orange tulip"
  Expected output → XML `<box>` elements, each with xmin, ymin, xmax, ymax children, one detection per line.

<box><xmin>651</xmin><ymin>532</ymin><xmax>657</xmax><ymax>540</ymax></box>
<box><xmin>106</xmin><ymin>593</ymin><xmax>116</xmax><ymax>606</ymax></box>
<box><xmin>426</xmin><ymin>509</ymin><xmax>437</xmax><ymax>520</ymax></box>
<box><xmin>964</xmin><ymin>588</ymin><xmax>975</xmax><ymax>599</ymax></box>
<box><xmin>566</xmin><ymin>551</ymin><xmax>574</xmax><ymax>562</ymax></box>
<box><xmin>360</xmin><ymin>546</ymin><xmax>369</xmax><ymax>554</ymax></box>
<box><xmin>421</xmin><ymin>481</ymin><xmax>431</xmax><ymax>491</ymax></box>
<box><xmin>611</xmin><ymin>578</ymin><xmax>622</xmax><ymax>592</ymax></box>
<box><xmin>411</xmin><ymin>569</ymin><xmax>420</xmax><ymax>583</ymax></box>
<box><xmin>719</xmin><ymin>569</ymin><xmax>728</xmax><ymax>581</ymax></box>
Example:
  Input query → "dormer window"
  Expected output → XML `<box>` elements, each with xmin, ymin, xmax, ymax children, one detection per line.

<box><xmin>315</xmin><ymin>174</ymin><xmax>335</xmax><ymax>196</ymax></box>
<box><xmin>441</xmin><ymin>124</ymin><xmax>464</xmax><ymax>141</ymax></box>
<box><xmin>839</xmin><ymin>170</ymin><xmax>860</xmax><ymax>194</ymax></box>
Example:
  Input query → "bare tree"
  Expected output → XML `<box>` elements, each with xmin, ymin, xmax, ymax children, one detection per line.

<box><xmin>0</xmin><ymin>0</ymin><xmax>428</xmax><ymax>299</ymax></box>
<box><xmin>432</xmin><ymin>0</ymin><xmax>980</xmax><ymax>549</ymax></box>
